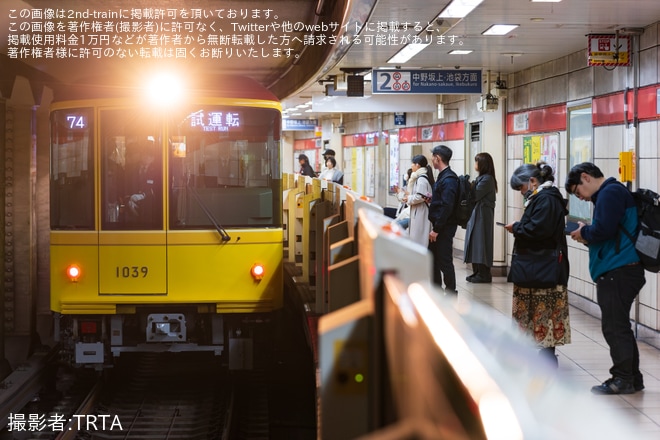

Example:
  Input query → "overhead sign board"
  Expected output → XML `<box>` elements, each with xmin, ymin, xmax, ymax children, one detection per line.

<box><xmin>284</xmin><ymin>119</ymin><xmax>318</xmax><ymax>131</ymax></box>
<box><xmin>372</xmin><ymin>69</ymin><xmax>482</xmax><ymax>95</ymax></box>
<box><xmin>588</xmin><ymin>34</ymin><xmax>630</xmax><ymax>67</ymax></box>
<box><xmin>312</xmin><ymin>94</ymin><xmax>437</xmax><ymax>113</ymax></box>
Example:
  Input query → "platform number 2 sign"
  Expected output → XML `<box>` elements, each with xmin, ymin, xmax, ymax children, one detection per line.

<box><xmin>374</xmin><ymin>71</ymin><xmax>411</xmax><ymax>93</ymax></box>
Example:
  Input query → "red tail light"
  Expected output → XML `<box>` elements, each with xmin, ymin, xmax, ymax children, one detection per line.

<box><xmin>250</xmin><ymin>263</ymin><xmax>265</xmax><ymax>281</ymax></box>
<box><xmin>66</xmin><ymin>264</ymin><xmax>81</xmax><ymax>282</ymax></box>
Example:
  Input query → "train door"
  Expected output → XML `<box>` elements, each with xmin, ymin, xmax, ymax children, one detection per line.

<box><xmin>98</xmin><ymin>109</ymin><xmax>167</xmax><ymax>295</ymax></box>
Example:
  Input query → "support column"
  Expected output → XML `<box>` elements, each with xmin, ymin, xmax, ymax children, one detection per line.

<box><xmin>0</xmin><ymin>97</ymin><xmax>12</xmax><ymax>379</ymax></box>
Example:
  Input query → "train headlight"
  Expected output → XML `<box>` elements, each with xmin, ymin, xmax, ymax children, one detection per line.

<box><xmin>66</xmin><ymin>264</ymin><xmax>81</xmax><ymax>282</ymax></box>
<box><xmin>250</xmin><ymin>263</ymin><xmax>265</xmax><ymax>281</ymax></box>
<box><xmin>145</xmin><ymin>73</ymin><xmax>183</xmax><ymax>107</ymax></box>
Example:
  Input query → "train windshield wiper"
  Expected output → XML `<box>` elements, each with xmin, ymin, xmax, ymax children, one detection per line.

<box><xmin>186</xmin><ymin>185</ymin><xmax>231</xmax><ymax>242</ymax></box>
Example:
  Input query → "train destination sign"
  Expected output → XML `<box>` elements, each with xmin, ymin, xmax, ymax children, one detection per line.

<box><xmin>372</xmin><ymin>69</ymin><xmax>482</xmax><ymax>95</ymax></box>
<box><xmin>187</xmin><ymin>110</ymin><xmax>242</xmax><ymax>132</ymax></box>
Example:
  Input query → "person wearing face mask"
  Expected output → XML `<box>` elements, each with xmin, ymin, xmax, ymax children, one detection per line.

<box><xmin>402</xmin><ymin>155</ymin><xmax>434</xmax><ymax>246</ymax></box>
<box><xmin>502</xmin><ymin>162</ymin><xmax>571</xmax><ymax>368</ymax></box>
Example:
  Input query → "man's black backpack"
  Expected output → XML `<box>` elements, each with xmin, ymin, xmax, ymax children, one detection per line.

<box><xmin>454</xmin><ymin>174</ymin><xmax>475</xmax><ymax>229</ymax></box>
<box><xmin>619</xmin><ymin>188</ymin><xmax>660</xmax><ymax>272</ymax></box>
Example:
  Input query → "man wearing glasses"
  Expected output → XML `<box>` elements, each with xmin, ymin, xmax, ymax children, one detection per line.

<box><xmin>566</xmin><ymin>162</ymin><xmax>645</xmax><ymax>395</ymax></box>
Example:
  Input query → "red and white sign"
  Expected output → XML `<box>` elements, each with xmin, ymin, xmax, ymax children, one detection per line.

<box><xmin>588</xmin><ymin>34</ymin><xmax>630</xmax><ymax>67</ymax></box>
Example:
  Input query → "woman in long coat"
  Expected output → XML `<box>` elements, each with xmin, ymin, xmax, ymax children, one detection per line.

<box><xmin>405</xmin><ymin>155</ymin><xmax>434</xmax><ymax>246</ymax></box>
<box><xmin>464</xmin><ymin>152</ymin><xmax>498</xmax><ymax>283</ymax></box>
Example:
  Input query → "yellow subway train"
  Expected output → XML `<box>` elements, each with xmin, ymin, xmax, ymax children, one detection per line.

<box><xmin>49</xmin><ymin>71</ymin><xmax>283</xmax><ymax>368</ymax></box>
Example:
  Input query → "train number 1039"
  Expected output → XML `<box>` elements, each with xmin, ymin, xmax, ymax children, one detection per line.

<box><xmin>116</xmin><ymin>266</ymin><xmax>149</xmax><ymax>278</ymax></box>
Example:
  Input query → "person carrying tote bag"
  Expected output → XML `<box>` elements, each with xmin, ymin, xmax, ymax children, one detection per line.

<box><xmin>502</xmin><ymin>162</ymin><xmax>571</xmax><ymax>368</ymax></box>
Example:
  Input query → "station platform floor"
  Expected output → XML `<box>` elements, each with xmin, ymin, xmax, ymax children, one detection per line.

<box><xmin>455</xmin><ymin>260</ymin><xmax>660</xmax><ymax>437</ymax></box>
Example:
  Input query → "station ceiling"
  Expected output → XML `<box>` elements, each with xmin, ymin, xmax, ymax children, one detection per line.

<box><xmin>2</xmin><ymin>0</ymin><xmax>660</xmax><ymax>115</ymax></box>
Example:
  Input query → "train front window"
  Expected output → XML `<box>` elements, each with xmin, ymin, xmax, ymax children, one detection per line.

<box><xmin>50</xmin><ymin>109</ymin><xmax>94</xmax><ymax>230</ymax></box>
<box><xmin>169</xmin><ymin>106</ymin><xmax>282</xmax><ymax>228</ymax></box>
<box><xmin>100</xmin><ymin>109</ymin><xmax>163</xmax><ymax>230</ymax></box>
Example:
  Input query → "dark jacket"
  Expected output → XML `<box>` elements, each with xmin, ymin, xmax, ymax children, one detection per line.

<box><xmin>125</xmin><ymin>157</ymin><xmax>162</xmax><ymax>228</ymax></box>
<box><xmin>428</xmin><ymin>166</ymin><xmax>459</xmax><ymax>233</ymax></box>
<box><xmin>580</xmin><ymin>177</ymin><xmax>640</xmax><ymax>280</ymax></box>
<box><xmin>300</xmin><ymin>162</ymin><xmax>316</xmax><ymax>177</ymax></box>
<box><xmin>510</xmin><ymin>185</ymin><xmax>569</xmax><ymax>284</ymax></box>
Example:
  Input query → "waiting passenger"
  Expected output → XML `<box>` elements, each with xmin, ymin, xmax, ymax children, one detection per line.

<box><xmin>298</xmin><ymin>154</ymin><xmax>316</xmax><ymax>178</ymax></box>
<box><xmin>319</xmin><ymin>156</ymin><xmax>344</xmax><ymax>184</ymax></box>
<box><xmin>566</xmin><ymin>162</ymin><xmax>645</xmax><ymax>394</ymax></box>
<box><xmin>322</xmin><ymin>148</ymin><xmax>336</xmax><ymax>162</ymax></box>
<box><xmin>464</xmin><ymin>152</ymin><xmax>498</xmax><ymax>283</ymax></box>
<box><xmin>404</xmin><ymin>155</ymin><xmax>434</xmax><ymax>247</ymax></box>
<box><xmin>503</xmin><ymin>162</ymin><xmax>571</xmax><ymax>368</ymax></box>
<box><xmin>392</xmin><ymin>168</ymin><xmax>412</xmax><ymax>230</ymax></box>
<box><xmin>428</xmin><ymin>145</ymin><xmax>459</xmax><ymax>294</ymax></box>
<box><xmin>391</xmin><ymin>205</ymin><xmax>410</xmax><ymax>231</ymax></box>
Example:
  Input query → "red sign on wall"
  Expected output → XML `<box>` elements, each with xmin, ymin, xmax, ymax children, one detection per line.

<box><xmin>588</xmin><ymin>34</ymin><xmax>630</xmax><ymax>67</ymax></box>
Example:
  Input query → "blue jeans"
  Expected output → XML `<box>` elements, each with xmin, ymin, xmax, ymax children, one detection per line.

<box><xmin>596</xmin><ymin>263</ymin><xmax>645</xmax><ymax>382</ymax></box>
<box><xmin>428</xmin><ymin>224</ymin><xmax>458</xmax><ymax>291</ymax></box>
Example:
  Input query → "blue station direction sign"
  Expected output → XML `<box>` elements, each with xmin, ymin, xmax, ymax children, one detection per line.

<box><xmin>284</xmin><ymin>118</ymin><xmax>318</xmax><ymax>131</ymax></box>
<box><xmin>372</xmin><ymin>69</ymin><xmax>482</xmax><ymax>95</ymax></box>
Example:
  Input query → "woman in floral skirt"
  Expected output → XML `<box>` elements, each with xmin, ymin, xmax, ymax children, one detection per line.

<box><xmin>503</xmin><ymin>162</ymin><xmax>571</xmax><ymax>367</ymax></box>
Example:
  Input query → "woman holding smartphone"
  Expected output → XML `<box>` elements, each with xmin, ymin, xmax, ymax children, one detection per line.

<box><xmin>503</xmin><ymin>162</ymin><xmax>571</xmax><ymax>368</ymax></box>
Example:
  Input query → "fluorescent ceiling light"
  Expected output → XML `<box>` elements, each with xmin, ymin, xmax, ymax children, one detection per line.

<box><xmin>449</xmin><ymin>49</ymin><xmax>473</xmax><ymax>55</ymax></box>
<box><xmin>482</xmin><ymin>24</ymin><xmax>519</xmax><ymax>35</ymax></box>
<box><xmin>387</xmin><ymin>43</ymin><xmax>430</xmax><ymax>64</ymax></box>
<box><xmin>438</xmin><ymin>0</ymin><xmax>484</xmax><ymax>19</ymax></box>
<box><xmin>531</xmin><ymin>0</ymin><xmax>561</xmax><ymax>2</ymax></box>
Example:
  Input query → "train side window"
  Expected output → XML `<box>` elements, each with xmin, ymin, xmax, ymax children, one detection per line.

<box><xmin>50</xmin><ymin>109</ymin><xmax>94</xmax><ymax>230</ymax></box>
